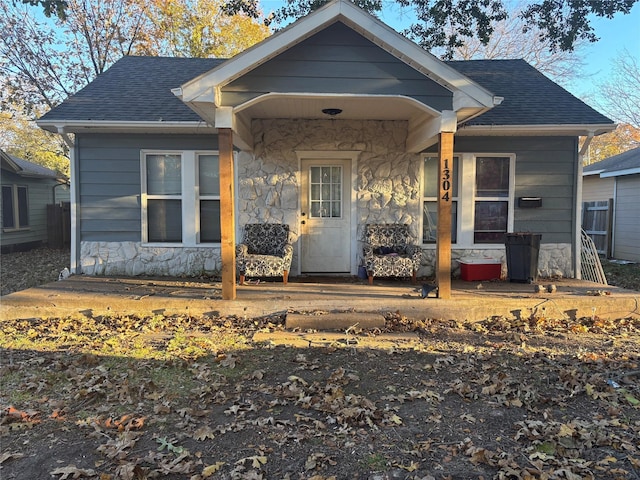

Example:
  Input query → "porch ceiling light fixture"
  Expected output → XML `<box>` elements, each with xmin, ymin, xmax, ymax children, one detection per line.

<box><xmin>322</xmin><ymin>108</ymin><xmax>342</xmax><ymax>116</ymax></box>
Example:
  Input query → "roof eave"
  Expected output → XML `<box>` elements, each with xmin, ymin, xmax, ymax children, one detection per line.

<box><xmin>457</xmin><ymin>123</ymin><xmax>616</xmax><ymax>136</ymax></box>
<box><xmin>600</xmin><ymin>167</ymin><xmax>640</xmax><ymax>178</ymax></box>
<box><xmin>36</xmin><ymin>120</ymin><xmax>216</xmax><ymax>134</ymax></box>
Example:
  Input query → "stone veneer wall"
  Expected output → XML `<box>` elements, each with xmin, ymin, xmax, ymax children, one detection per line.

<box><xmin>80</xmin><ymin>242</ymin><xmax>221</xmax><ymax>276</ymax></box>
<box><xmin>242</xmin><ymin>118</ymin><xmax>420</xmax><ymax>274</ymax></box>
<box><xmin>422</xmin><ymin>243</ymin><xmax>573</xmax><ymax>279</ymax></box>
<box><xmin>79</xmin><ymin>119</ymin><xmax>573</xmax><ymax>278</ymax></box>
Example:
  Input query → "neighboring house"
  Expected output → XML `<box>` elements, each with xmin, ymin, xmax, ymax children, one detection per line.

<box><xmin>37</xmin><ymin>0</ymin><xmax>614</xmax><ymax>298</ymax></box>
<box><xmin>1</xmin><ymin>149</ymin><xmax>70</xmax><ymax>253</ymax></box>
<box><xmin>583</xmin><ymin>147</ymin><xmax>640</xmax><ymax>262</ymax></box>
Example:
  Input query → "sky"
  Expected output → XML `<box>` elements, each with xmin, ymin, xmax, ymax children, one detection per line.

<box><xmin>260</xmin><ymin>0</ymin><xmax>640</xmax><ymax>116</ymax></box>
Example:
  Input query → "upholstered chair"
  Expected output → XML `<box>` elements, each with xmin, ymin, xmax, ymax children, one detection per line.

<box><xmin>363</xmin><ymin>224</ymin><xmax>421</xmax><ymax>285</ymax></box>
<box><xmin>236</xmin><ymin>223</ymin><xmax>293</xmax><ymax>285</ymax></box>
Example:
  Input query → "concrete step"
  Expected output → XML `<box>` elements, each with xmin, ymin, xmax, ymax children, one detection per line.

<box><xmin>285</xmin><ymin>311</ymin><xmax>386</xmax><ymax>331</ymax></box>
<box><xmin>252</xmin><ymin>331</ymin><xmax>420</xmax><ymax>349</ymax></box>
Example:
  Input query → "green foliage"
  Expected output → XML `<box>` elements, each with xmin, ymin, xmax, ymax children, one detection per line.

<box><xmin>21</xmin><ymin>0</ymin><xmax>68</xmax><ymax>19</ymax></box>
<box><xmin>225</xmin><ymin>0</ymin><xmax>638</xmax><ymax>59</ymax></box>
<box><xmin>520</xmin><ymin>0</ymin><xmax>636</xmax><ymax>52</ymax></box>
<box><xmin>0</xmin><ymin>108</ymin><xmax>70</xmax><ymax>177</ymax></box>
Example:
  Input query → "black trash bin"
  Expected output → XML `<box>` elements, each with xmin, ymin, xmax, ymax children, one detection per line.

<box><xmin>504</xmin><ymin>233</ymin><xmax>541</xmax><ymax>283</ymax></box>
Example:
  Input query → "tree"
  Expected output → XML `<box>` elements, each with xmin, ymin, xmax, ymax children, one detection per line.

<box><xmin>1</xmin><ymin>1</ymin><xmax>156</xmax><ymax>116</ymax></box>
<box><xmin>226</xmin><ymin>0</ymin><xmax>637</xmax><ymax>58</ymax></box>
<box><xmin>21</xmin><ymin>0</ymin><xmax>68</xmax><ymax>19</ymax></box>
<box><xmin>596</xmin><ymin>49</ymin><xmax>640</xmax><ymax>129</ymax></box>
<box><xmin>147</xmin><ymin>0</ymin><xmax>270</xmax><ymax>58</ymax></box>
<box><xmin>0</xmin><ymin>104</ymin><xmax>70</xmax><ymax>177</ymax></box>
<box><xmin>3</xmin><ymin>0</ymin><xmax>270</xmax><ymax>170</ymax></box>
<box><xmin>583</xmin><ymin>124</ymin><xmax>640</xmax><ymax>164</ymax></box>
<box><xmin>429</xmin><ymin>1</ymin><xmax>587</xmax><ymax>86</ymax></box>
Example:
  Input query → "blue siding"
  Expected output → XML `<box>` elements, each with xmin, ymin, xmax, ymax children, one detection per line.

<box><xmin>1</xmin><ymin>169</ymin><xmax>58</xmax><ymax>249</ymax></box>
<box><xmin>77</xmin><ymin>133</ymin><xmax>218</xmax><ymax>241</ymax></box>
<box><xmin>222</xmin><ymin>22</ymin><xmax>453</xmax><ymax>111</ymax></box>
<box><xmin>446</xmin><ymin>136</ymin><xmax>579</xmax><ymax>243</ymax></box>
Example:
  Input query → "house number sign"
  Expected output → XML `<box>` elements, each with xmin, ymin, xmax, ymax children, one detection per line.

<box><xmin>441</xmin><ymin>157</ymin><xmax>452</xmax><ymax>202</ymax></box>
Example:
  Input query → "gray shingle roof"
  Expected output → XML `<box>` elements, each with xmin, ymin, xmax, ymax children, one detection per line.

<box><xmin>39</xmin><ymin>56</ymin><xmax>224</xmax><ymax>123</ymax></box>
<box><xmin>448</xmin><ymin>59</ymin><xmax>612</xmax><ymax>126</ymax></box>
<box><xmin>583</xmin><ymin>147</ymin><xmax>640</xmax><ymax>176</ymax></box>
<box><xmin>40</xmin><ymin>56</ymin><xmax>612</xmax><ymax>128</ymax></box>
<box><xmin>1</xmin><ymin>149</ymin><xmax>61</xmax><ymax>179</ymax></box>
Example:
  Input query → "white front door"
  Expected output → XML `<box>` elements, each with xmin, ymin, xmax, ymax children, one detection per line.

<box><xmin>300</xmin><ymin>159</ymin><xmax>352</xmax><ymax>273</ymax></box>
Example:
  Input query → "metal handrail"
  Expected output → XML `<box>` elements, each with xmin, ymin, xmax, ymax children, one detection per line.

<box><xmin>580</xmin><ymin>229</ymin><xmax>608</xmax><ymax>285</ymax></box>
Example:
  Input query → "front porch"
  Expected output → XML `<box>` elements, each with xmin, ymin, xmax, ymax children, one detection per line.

<box><xmin>1</xmin><ymin>274</ymin><xmax>636</xmax><ymax>323</ymax></box>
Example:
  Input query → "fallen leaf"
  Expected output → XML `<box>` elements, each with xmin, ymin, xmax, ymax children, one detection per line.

<box><xmin>0</xmin><ymin>452</ymin><xmax>24</xmax><ymax>464</ymax></box>
<box><xmin>201</xmin><ymin>462</ymin><xmax>225</xmax><ymax>477</ymax></box>
<box><xmin>193</xmin><ymin>425</ymin><xmax>216</xmax><ymax>441</ymax></box>
<box><xmin>50</xmin><ymin>465</ymin><xmax>97</xmax><ymax>479</ymax></box>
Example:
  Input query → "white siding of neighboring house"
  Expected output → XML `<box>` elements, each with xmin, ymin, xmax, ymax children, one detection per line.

<box><xmin>582</xmin><ymin>175</ymin><xmax>615</xmax><ymax>202</ymax></box>
<box><xmin>613</xmin><ymin>174</ymin><xmax>640</xmax><ymax>262</ymax></box>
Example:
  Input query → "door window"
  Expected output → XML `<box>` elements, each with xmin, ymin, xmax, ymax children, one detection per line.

<box><xmin>309</xmin><ymin>166</ymin><xmax>342</xmax><ymax>218</ymax></box>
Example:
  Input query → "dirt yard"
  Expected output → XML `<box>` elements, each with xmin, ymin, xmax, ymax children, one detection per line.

<box><xmin>1</xmin><ymin>249</ymin><xmax>639</xmax><ymax>479</ymax></box>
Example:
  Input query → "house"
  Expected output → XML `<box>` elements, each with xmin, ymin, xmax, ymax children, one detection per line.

<box><xmin>37</xmin><ymin>0</ymin><xmax>614</xmax><ymax>299</ymax></box>
<box><xmin>1</xmin><ymin>149</ymin><xmax>70</xmax><ymax>253</ymax></box>
<box><xmin>582</xmin><ymin>147</ymin><xmax>640</xmax><ymax>262</ymax></box>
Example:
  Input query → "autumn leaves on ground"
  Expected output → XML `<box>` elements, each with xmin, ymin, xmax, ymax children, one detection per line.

<box><xmin>1</xmin><ymin>308</ymin><xmax>639</xmax><ymax>480</ymax></box>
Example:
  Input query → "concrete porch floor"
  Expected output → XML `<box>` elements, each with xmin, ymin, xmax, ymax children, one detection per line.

<box><xmin>0</xmin><ymin>274</ymin><xmax>638</xmax><ymax>324</ymax></box>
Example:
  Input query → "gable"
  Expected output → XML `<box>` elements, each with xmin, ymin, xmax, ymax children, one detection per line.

<box><xmin>222</xmin><ymin>22</ymin><xmax>453</xmax><ymax>111</ymax></box>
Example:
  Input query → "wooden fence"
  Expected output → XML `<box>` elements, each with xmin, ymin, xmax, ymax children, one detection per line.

<box><xmin>47</xmin><ymin>202</ymin><xmax>71</xmax><ymax>249</ymax></box>
<box><xmin>581</xmin><ymin>200</ymin><xmax>613</xmax><ymax>257</ymax></box>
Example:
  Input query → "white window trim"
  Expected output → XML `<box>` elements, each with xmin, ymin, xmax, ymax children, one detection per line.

<box><xmin>420</xmin><ymin>155</ymin><xmax>460</xmax><ymax>246</ymax></box>
<box><xmin>141</xmin><ymin>150</ymin><xmax>221</xmax><ymax>247</ymax></box>
<box><xmin>469</xmin><ymin>153</ymin><xmax>516</xmax><ymax>247</ymax></box>
<box><xmin>420</xmin><ymin>152</ymin><xmax>515</xmax><ymax>249</ymax></box>
<box><xmin>2</xmin><ymin>184</ymin><xmax>30</xmax><ymax>231</ymax></box>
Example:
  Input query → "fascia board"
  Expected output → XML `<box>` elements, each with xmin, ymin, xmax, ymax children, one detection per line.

<box><xmin>600</xmin><ymin>167</ymin><xmax>640</xmax><ymax>178</ymax></box>
<box><xmin>36</xmin><ymin>120</ymin><xmax>215</xmax><ymax>134</ymax></box>
<box><xmin>0</xmin><ymin>151</ymin><xmax>22</xmax><ymax>173</ymax></box>
<box><xmin>178</xmin><ymin>0</ymin><xmax>496</xmax><ymax>109</ymax></box>
<box><xmin>582</xmin><ymin>170</ymin><xmax>605</xmax><ymax>176</ymax></box>
<box><xmin>457</xmin><ymin>123</ymin><xmax>616</xmax><ymax>136</ymax></box>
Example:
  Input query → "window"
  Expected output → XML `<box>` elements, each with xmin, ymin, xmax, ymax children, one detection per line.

<box><xmin>142</xmin><ymin>151</ymin><xmax>220</xmax><ymax>245</ymax></box>
<box><xmin>146</xmin><ymin>154</ymin><xmax>182</xmax><ymax>242</ymax></box>
<box><xmin>473</xmin><ymin>156</ymin><xmax>511</xmax><ymax>243</ymax></box>
<box><xmin>2</xmin><ymin>185</ymin><xmax>29</xmax><ymax>229</ymax></box>
<box><xmin>422</xmin><ymin>156</ymin><xmax>458</xmax><ymax>243</ymax></box>
<box><xmin>421</xmin><ymin>153</ymin><xmax>514</xmax><ymax>247</ymax></box>
<box><xmin>309</xmin><ymin>165</ymin><xmax>342</xmax><ymax>218</ymax></box>
<box><xmin>198</xmin><ymin>154</ymin><xmax>221</xmax><ymax>243</ymax></box>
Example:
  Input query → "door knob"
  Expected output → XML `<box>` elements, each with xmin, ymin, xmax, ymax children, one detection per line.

<box><xmin>301</xmin><ymin>220</ymin><xmax>306</xmax><ymax>225</ymax></box>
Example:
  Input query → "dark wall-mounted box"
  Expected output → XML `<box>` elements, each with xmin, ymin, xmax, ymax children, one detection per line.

<box><xmin>518</xmin><ymin>197</ymin><xmax>542</xmax><ymax>208</ymax></box>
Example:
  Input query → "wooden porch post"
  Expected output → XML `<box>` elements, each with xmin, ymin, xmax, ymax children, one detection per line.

<box><xmin>436</xmin><ymin>131</ymin><xmax>454</xmax><ymax>299</ymax></box>
<box><xmin>219</xmin><ymin>128</ymin><xmax>236</xmax><ymax>300</ymax></box>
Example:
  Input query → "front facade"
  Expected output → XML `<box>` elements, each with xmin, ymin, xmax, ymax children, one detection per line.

<box><xmin>39</xmin><ymin>0</ymin><xmax>614</xmax><ymax>295</ymax></box>
<box><xmin>583</xmin><ymin>148</ymin><xmax>640</xmax><ymax>262</ymax></box>
<box><xmin>1</xmin><ymin>150</ymin><xmax>70</xmax><ymax>252</ymax></box>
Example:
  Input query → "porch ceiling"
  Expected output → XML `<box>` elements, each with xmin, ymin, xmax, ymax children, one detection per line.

<box><xmin>234</xmin><ymin>93</ymin><xmax>437</xmax><ymax>121</ymax></box>
<box><xmin>204</xmin><ymin>92</ymin><xmax>460</xmax><ymax>152</ymax></box>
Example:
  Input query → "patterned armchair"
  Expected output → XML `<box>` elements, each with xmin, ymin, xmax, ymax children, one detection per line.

<box><xmin>236</xmin><ymin>224</ymin><xmax>293</xmax><ymax>285</ymax></box>
<box><xmin>363</xmin><ymin>224</ymin><xmax>421</xmax><ymax>285</ymax></box>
